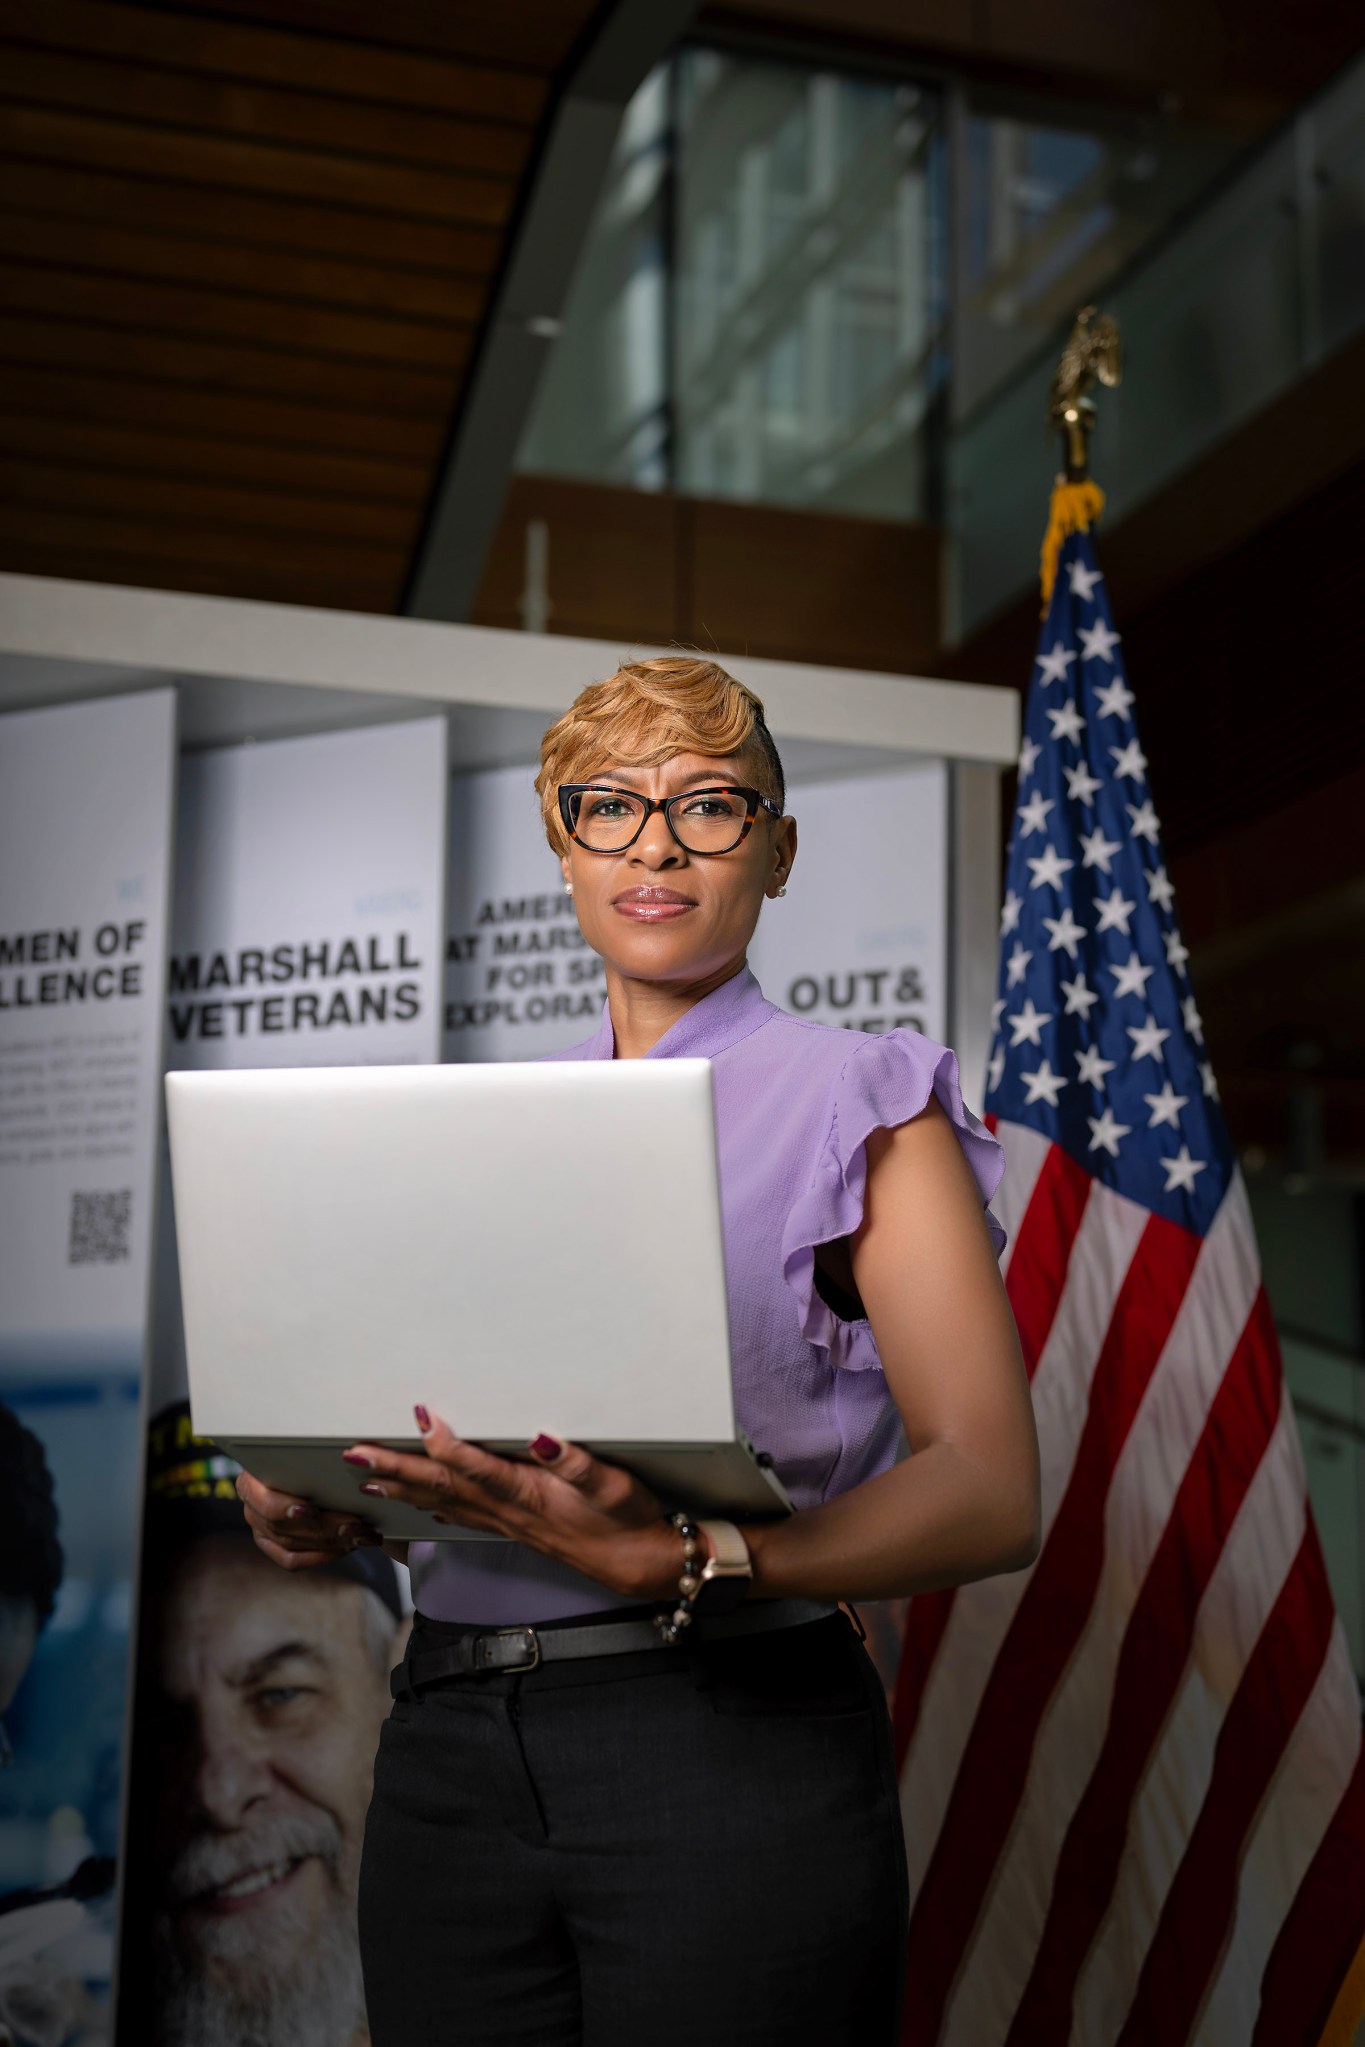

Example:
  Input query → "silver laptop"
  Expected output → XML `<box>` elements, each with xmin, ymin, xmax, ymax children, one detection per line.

<box><xmin>164</xmin><ymin>1060</ymin><xmax>793</xmax><ymax>1541</ymax></box>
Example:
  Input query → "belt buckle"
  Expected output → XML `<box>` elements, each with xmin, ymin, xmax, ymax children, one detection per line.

<box><xmin>474</xmin><ymin>1626</ymin><xmax>541</xmax><ymax>1674</ymax></box>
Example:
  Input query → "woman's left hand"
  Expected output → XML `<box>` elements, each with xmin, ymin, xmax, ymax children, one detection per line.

<box><xmin>339</xmin><ymin>1409</ymin><xmax>679</xmax><ymax>1599</ymax></box>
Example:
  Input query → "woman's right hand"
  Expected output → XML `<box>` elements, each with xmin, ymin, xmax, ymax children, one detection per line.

<box><xmin>235</xmin><ymin>1469</ymin><xmax>386</xmax><ymax>1570</ymax></box>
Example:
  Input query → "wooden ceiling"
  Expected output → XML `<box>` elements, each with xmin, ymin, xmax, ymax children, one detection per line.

<box><xmin>0</xmin><ymin>0</ymin><xmax>602</xmax><ymax>612</ymax></box>
<box><xmin>3</xmin><ymin>0</ymin><xmax>1362</xmax><ymax>619</ymax></box>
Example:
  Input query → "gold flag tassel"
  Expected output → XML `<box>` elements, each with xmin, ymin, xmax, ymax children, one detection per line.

<box><xmin>1040</xmin><ymin>305</ymin><xmax>1121</xmax><ymax>609</ymax></box>
<box><xmin>1039</xmin><ymin>478</ymin><xmax>1106</xmax><ymax>610</ymax></box>
<box><xmin>1318</xmin><ymin>1930</ymin><xmax>1365</xmax><ymax>2047</ymax></box>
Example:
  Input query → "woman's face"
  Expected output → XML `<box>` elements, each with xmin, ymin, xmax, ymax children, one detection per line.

<box><xmin>559</xmin><ymin>749</ymin><xmax>796</xmax><ymax>989</ymax></box>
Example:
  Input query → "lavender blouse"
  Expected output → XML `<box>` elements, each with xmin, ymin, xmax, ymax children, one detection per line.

<box><xmin>407</xmin><ymin>966</ymin><xmax>1006</xmax><ymax>1624</ymax></box>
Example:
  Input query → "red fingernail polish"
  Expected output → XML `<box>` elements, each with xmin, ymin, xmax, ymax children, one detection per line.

<box><xmin>341</xmin><ymin>1450</ymin><xmax>373</xmax><ymax>1467</ymax></box>
<box><xmin>285</xmin><ymin>1503</ymin><xmax>310</xmax><ymax>1520</ymax></box>
<box><xmin>358</xmin><ymin>1482</ymin><xmax>385</xmax><ymax>1497</ymax></box>
<box><xmin>530</xmin><ymin>1434</ymin><xmax>560</xmax><ymax>1459</ymax></box>
<box><xmin>414</xmin><ymin>1404</ymin><xmax>431</xmax><ymax>1432</ymax></box>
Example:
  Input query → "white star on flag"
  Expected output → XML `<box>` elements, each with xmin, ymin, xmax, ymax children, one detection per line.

<box><xmin>1182</xmin><ymin>995</ymin><xmax>1205</xmax><ymax>1043</ymax></box>
<box><xmin>1110</xmin><ymin>738</ymin><xmax>1148</xmax><ymax>782</ymax></box>
<box><xmin>1087</xmin><ymin>1106</ymin><xmax>1131</xmax><ymax>1156</ymax></box>
<box><xmin>991</xmin><ymin>997</ymin><xmax>1006</xmax><ymax>1027</ymax></box>
<box><xmin>1026</xmin><ymin>843</ymin><xmax>1074</xmax><ymax>891</ymax></box>
<box><xmin>1017</xmin><ymin>790</ymin><xmax>1055</xmax><ymax>836</ymax></box>
<box><xmin>1047</xmin><ymin>700</ymin><xmax>1086</xmax><ymax>744</ymax></box>
<box><xmin>1005</xmin><ymin>942</ymin><xmax>1032</xmax><ymax>987</ymax></box>
<box><xmin>1061</xmin><ymin>971</ymin><xmax>1100</xmax><ymax>1018</ymax></box>
<box><xmin>1200</xmin><ymin>1059</ymin><xmax>1219</xmax><ymax>1099</ymax></box>
<box><xmin>1128</xmin><ymin>1013</ymin><xmax>1172</xmax><ymax>1061</ymax></box>
<box><xmin>1093</xmin><ymin>886</ymin><xmax>1137</xmax><ymax>935</ymax></box>
<box><xmin>1036</xmin><ymin>641</ymin><xmax>1078</xmax><ymax>685</ymax></box>
<box><xmin>1111</xmin><ymin>951</ymin><xmax>1156</xmax><ymax>1000</ymax></box>
<box><xmin>1076</xmin><ymin>1043</ymin><xmax>1116</xmax><ymax>1087</ymax></box>
<box><xmin>987</xmin><ymin>1043</ymin><xmax>1005</xmax><ymax>1092</ymax></box>
<box><xmin>1143</xmin><ymin>1081</ymin><xmax>1189</xmax><ymax>1128</ymax></box>
<box><xmin>1165</xmin><ymin>928</ymin><xmax>1190</xmax><ymax>972</ymax></box>
<box><xmin>1043</xmin><ymin>908</ymin><xmax>1086</xmax><ymax>957</ymax></box>
<box><xmin>1093</xmin><ymin>674</ymin><xmax>1135</xmax><ymax>720</ymax></box>
<box><xmin>1146</xmin><ymin>865</ymin><xmax>1176</xmax><ymax>911</ymax></box>
<box><xmin>1018</xmin><ymin>735</ymin><xmax>1041</xmax><ymax>780</ymax></box>
<box><xmin>1064</xmin><ymin>761</ymin><xmax>1103</xmax><ymax>807</ymax></box>
<box><xmin>1007</xmin><ymin>998</ymin><xmax>1052</xmax><ymax>1048</ymax></box>
<box><xmin>1161</xmin><ymin>1144</ymin><xmax>1208</xmax><ymax>1193</ymax></box>
<box><xmin>1067</xmin><ymin>557</ymin><xmax>1103</xmax><ymax>602</ymax></box>
<box><xmin>1022</xmin><ymin>1059</ymin><xmax>1067</xmax><ymax>1107</ymax></box>
<box><xmin>1079</xmin><ymin>618</ymin><xmax>1122</xmax><ymax>664</ymax></box>
<box><xmin>1079</xmin><ymin>825</ymin><xmax>1122</xmax><ymax>873</ymax></box>
<box><xmin>1127</xmin><ymin>799</ymin><xmax>1161</xmax><ymax>843</ymax></box>
<box><xmin>1000</xmin><ymin>889</ymin><xmax>1023</xmax><ymax>936</ymax></box>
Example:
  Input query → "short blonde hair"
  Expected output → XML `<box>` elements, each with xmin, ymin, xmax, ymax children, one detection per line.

<box><xmin>535</xmin><ymin>656</ymin><xmax>785</xmax><ymax>854</ymax></box>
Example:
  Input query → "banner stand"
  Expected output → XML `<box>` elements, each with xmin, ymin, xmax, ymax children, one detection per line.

<box><xmin>0</xmin><ymin>573</ymin><xmax>1017</xmax><ymax>2047</ymax></box>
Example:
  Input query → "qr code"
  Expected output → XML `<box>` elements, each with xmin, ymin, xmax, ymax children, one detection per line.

<box><xmin>69</xmin><ymin>1189</ymin><xmax>133</xmax><ymax>1265</ymax></box>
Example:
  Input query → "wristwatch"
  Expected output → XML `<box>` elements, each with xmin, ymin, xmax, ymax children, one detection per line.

<box><xmin>691</xmin><ymin>1520</ymin><xmax>754</xmax><ymax>1616</ymax></box>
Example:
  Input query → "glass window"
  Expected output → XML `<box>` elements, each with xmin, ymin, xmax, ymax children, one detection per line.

<box><xmin>953</xmin><ymin>99</ymin><xmax>1243</xmax><ymax>419</ymax></box>
<box><xmin>671</xmin><ymin>55</ymin><xmax>943</xmax><ymax>519</ymax></box>
<box><xmin>518</xmin><ymin>50</ymin><xmax>947</xmax><ymax>523</ymax></box>
<box><xmin>517</xmin><ymin>49</ymin><xmax>1249</xmax><ymax>519</ymax></box>
<box><xmin>516</xmin><ymin>68</ymin><xmax>671</xmax><ymax>491</ymax></box>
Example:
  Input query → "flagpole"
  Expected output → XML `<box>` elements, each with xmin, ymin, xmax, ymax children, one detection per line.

<box><xmin>1039</xmin><ymin>305</ymin><xmax>1120</xmax><ymax>609</ymax></box>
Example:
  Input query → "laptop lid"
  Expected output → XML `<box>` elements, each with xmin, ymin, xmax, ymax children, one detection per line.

<box><xmin>164</xmin><ymin>1060</ymin><xmax>736</xmax><ymax>1451</ymax></box>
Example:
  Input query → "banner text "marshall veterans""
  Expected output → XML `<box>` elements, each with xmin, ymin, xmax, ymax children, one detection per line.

<box><xmin>166</xmin><ymin>932</ymin><xmax>425</xmax><ymax>1041</ymax></box>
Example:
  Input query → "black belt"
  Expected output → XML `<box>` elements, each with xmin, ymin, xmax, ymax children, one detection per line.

<box><xmin>391</xmin><ymin>1598</ymin><xmax>840</xmax><ymax>1698</ymax></box>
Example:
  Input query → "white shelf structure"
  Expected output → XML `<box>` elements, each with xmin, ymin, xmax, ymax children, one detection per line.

<box><xmin>0</xmin><ymin>572</ymin><xmax>1018</xmax><ymax>1096</ymax></box>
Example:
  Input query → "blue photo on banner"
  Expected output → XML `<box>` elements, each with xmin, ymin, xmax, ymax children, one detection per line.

<box><xmin>0</xmin><ymin>1376</ymin><xmax>141</xmax><ymax>2047</ymax></box>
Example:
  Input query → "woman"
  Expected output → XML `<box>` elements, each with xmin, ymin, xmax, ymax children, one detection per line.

<box><xmin>236</xmin><ymin>656</ymin><xmax>1040</xmax><ymax>2047</ymax></box>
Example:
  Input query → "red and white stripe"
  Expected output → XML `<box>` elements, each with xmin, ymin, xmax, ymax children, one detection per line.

<box><xmin>896</xmin><ymin>1126</ymin><xmax>1365</xmax><ymax>2046</ymax></box>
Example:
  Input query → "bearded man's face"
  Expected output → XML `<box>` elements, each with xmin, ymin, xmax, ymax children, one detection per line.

<box><xmin>146</xmin><ymin>1538</ymin><xmax>395</xmax><ymax>2047</ymax></box>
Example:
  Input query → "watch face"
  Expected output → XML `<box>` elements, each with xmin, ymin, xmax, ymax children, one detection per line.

<box><xmin>694</xmin><ymin>1565</ymin><xmax>751</xmax><ymax>1617</ymax></box>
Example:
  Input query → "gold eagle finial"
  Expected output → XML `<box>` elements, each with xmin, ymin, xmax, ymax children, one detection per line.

<box><xmin>1048</xmin><ymin>305</ymin><xmax>1122</xmax><ymax>479</ymax></box>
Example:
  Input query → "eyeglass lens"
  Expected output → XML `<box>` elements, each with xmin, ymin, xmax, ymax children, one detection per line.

<box><xmin>571</xmin><ymin>789</ymin><xmax>751</xmax><ymax>853</ymax></box>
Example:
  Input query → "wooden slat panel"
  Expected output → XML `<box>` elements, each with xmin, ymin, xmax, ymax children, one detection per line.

<box><xmin>0</xmin><ymin>501</ymin><xmax>411</xmax><ymax>582</ymax></box>
<box><xmin>0</xmin><ymin>366</ymin><xmax>447</xmax><ymax>459</ymax></box>
<box><xmin>0</xmin><ymin>540</ymin><xmax>403</xmax><ymax>611</ymax></box>
<box><xmin>688</xmin><ymin>496</ymin><xmax>940</xmax><ymax>670</ymax></box>
<box><xmin>0</xmin><ymin>412</ymin><xmax>427</xmax><ymax>503</ymax></box>
<box><xmin>472</xmin><ymin>475</ymin><xmax>683</xmax><ymax>642</ymax></box>
<box><xmin>147</xmin><ymin>0</ymin><xmax>600</xmax><ymax>74</ymax></box>
<box><xmin>0</xmin><ymin>42</ymin><xmax>534</xmax><ymax>178</ymax></box>
<box><xmin>2</xmin><ymin>461</ymin><xmax>421</xmax><ymax>545</ymax></box>
<box><xmin>0</xmin><ymin>105</ymin><xmax>516</xmax><ymax>225</ymax></box>
<box><xmin>0</xmin><ymin>211</ymin><xmax>488</xmax><ymax>321</ymax></box>
<box><xmin>6</xmin><ymin>0</ymin><xmax>548</xmax><ymax>125</ymax></box>
<box><xmin>0</xmin><ymin>264</ymin><xmax>473</xmax><ymax>368</ymax></box>
<box><xmin>0</xmin><ymin>158</ymin><xmax>501</xmax><ymax>272</ymax></box>
<box><xmin>0</xmin><ymin>315</ymin><xmax>461</xmax><ymax>410</ymax></box>
<box><xmin>472</xmin><ymin>474</ymin><xmax>944</xmax><ymax>672</ymax></box>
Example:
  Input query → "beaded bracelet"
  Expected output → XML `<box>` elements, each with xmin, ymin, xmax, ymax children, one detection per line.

<box><xmin>653</xmin><ymin>1510</ymin><xmax>705</xmax><ymax>1644</ymax></box>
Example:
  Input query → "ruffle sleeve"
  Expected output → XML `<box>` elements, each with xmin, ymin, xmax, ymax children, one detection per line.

<box><xmin>780</xmin><ymin>1029</ymin><xmax>1007</xmax><ymax>1372</ymax></box>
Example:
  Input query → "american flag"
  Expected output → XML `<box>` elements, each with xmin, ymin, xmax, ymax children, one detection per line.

<box><xmin>893</xmin><ymin>513</ymin><xmax>1365</xmax><ymax>2045</ymax></box>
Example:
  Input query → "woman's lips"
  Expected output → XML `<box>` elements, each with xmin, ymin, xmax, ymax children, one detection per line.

<box><xmin>611</xmin><ymin>888</ymin><xmax>696</xmax><ymax>922</ymax></box>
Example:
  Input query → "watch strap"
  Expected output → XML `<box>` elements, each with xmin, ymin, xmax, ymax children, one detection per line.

<box><xmin>693</xmin><ymin>1519</ymin><xmax>753</xmax><ymax>1615</ymax></box>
